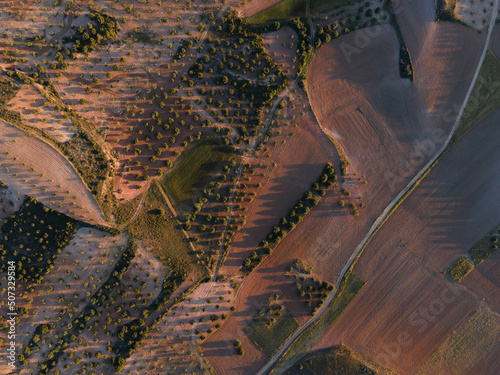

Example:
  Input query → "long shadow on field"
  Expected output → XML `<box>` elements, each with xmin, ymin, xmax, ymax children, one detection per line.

<box><xmin>224</xmin><ymin>162</ymin><xmax>326</xmax><ymax>270</ymax></box>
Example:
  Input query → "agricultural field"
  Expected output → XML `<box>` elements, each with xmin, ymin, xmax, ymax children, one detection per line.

<box><xmin>284</xmin><ymin>344</ymin><xmax>396</xmax><ymax>375</ymax></box>
<box><xmin>239</xmin><ymin>0</ymin><xmax>285</xmax><ymax>18</ymax></box>
<box><xmin>0</xmin><ymin>0</ymin><xmax>498</xmax><ymax>374</ymax></box>
<box><xmin>417</xmin><ymin>305</ymin><xmax>500</xmax><ymax>375</ymax></box>
<box><xmin>308</xmin><ymin>98</ymin><xmax>500</xmax><ymax>375</ymax></box>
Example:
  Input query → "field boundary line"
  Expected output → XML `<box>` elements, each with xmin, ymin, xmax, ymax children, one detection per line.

<box><xmin>258</xmin><ymin>2</ymin><xmax>499</xmax><ymax>373</ymax></box>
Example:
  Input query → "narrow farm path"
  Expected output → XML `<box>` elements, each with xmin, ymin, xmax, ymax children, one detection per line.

<box><xmin>257</xmin><ymin>1</ymin><xmax>499</xmax><ymax>374</ymax></box>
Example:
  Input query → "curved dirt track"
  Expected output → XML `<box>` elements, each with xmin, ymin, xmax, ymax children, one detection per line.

<box><xmin>312</xmin><ymin>102</ymin><xmax>500</xmax><ymax>375</ymax></box>
<box><xmin>0</xmin><ymin>119</ymin><xmax>106</xmax><ymax>224</ymax></box>
<box><xmin>257</xmin><ymin>2</ymin><xmax>499</xmax><ymax>373</ymax></box>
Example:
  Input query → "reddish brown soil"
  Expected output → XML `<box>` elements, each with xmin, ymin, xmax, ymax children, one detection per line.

<box><xmin>311</xmin><ymin>105</ymin><xmax>500</xmax><ymax>374</ymax></box>
<box><xmin>395</xmin><ymin>0</ymin><xmax>436</xmax><ymax>61</ymax></box>
<box><xmin>264</xmin><ymin>26</ymin><xmax>299</xmax><ymax>80</ymax></box>
<box><xmin>304</xmin><ymin>18</ymin><xmax>485</xmax><ymax>282</ymax></box>
<box><xmin>205</xmin><ymin>20</ymin><xmax>488</xmax><ymax>375</ymax></box>
<box><xmin>219</xmin><ymin>88</ymin><xmax>337</xmax><ymax>277</ymax></box>
<box><xmin>0</xmin><ymin>119</ymin><xmax>106</xmax><ymax>224</ymax></box>
<box><xmin>204</xmin><ymin>91</ymin><xmax>338</xmax><ymax>375</ymax></box>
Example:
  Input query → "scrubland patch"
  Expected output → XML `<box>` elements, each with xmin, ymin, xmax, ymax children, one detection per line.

<box><xmin>417</xmin><ymin>305</ymin><xmax>500</xmax><ymax>375</ymax></box>
<box><xmin>7</xmin><ymin>83</ymin><xmax>76</xmax><ymax>142</ymax></box>
<box><xmin>0</xmin><ymin>227</ymin><xmax>126</xmax><ymax>372</ymax></box>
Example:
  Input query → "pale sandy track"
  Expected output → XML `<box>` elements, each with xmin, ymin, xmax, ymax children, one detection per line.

<box><xmin>257</xmin><ymin>1</ymin><xmax>499</xmax><ymax>373</ymax></box>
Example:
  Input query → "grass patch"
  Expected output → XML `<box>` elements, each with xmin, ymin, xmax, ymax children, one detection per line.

<box><xmin>247</xmin><ymin>0</ymin><xmax>306</xmax><ymax>24</ymax></box>
<box><xmin>311</xmin><ymin>0</ymin><xmax>354</xmax><ymax>14</ymax></box>
<box><xmin>447</xmin><ymin>256</ymin><xmax>474</xmax><ymax>282</ymax></box>
<box><xmin>468</xmin><ymin>222</ymin><xmax>500</xmax><ymax>265</ymax></box>
<box><xmin>162</xmin><ymin>138</ymin><xmax>239</xmax><ymax>212</ymax></box>
<box><xmin>245</xmin><ymin>312</ymin><xmax>300</xmax><ymax>357</ymax></box>
<box><xmin>325</xmin><ymin>134</ymin><xmax>350</xmax><ymax>175</ymax></box>
<box><xmin>417</xmin><ymin>306</ymin><xmax>500</xmax><ymax>375</ymax></box>
<box><xmin>451</xmin><ymin>51</ymin><xmax>500</xmax><ymax>144</ymax></box>
<box><xmin>113</xmin><ymin>192</ymin><xmax>145</xmax><ymax>225</ymax></box>
<box><xmin>128</xmin><ymin>181</ymin><xmax>206</xmax><ymax>277</ymax></box>
<box><xmin>293</xmin><ymin>258</ymin><xmax>313</xmax><ymax>274</ymax></box>
<box><xmin>284</xmin><ymin>344</ymin><xmax>396</xmax><ymax>375</ymax></box>
<box><xmin>272</xmin><ymin>272</ymin><xmax>365</xmax><ymax>374</ymax></box>
<box><xmin>247</xmin><ymin>0</ymin><xmax>352</xmax><ymax>24</ymax></box>
<box><xmin>125</xmin><ymin>29</ymin><xmax>157</xmax><ymax>44</ymax></box>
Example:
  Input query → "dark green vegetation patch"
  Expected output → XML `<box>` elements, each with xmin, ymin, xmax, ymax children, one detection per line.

<box><xmin>162</xmin><ymin>138</ymin><xmax>240</xmax><ymax>211</ymax></box>
<box><xmin>242</xmin><ymin>163</ymin><xmax>337</xmax><ymax>274</ymax></box>
<box><xmin>129</xmin><ymin>181</ymin><xmax>204</xmax><ymax>277</ymax></box>
<box><xmin>63</xmin><ymin>11</ymin><xmax>120</xmax><ymax>54</ymax></box>
<box><xmin>0</xmin><ymin>195</ymin><xmax>78</xmax><ymax>284</ymax></box>
<box><xmin>245</xmin><ymin>312</ymin><xmax>300</xmax><ymax>357</ymax></box>
<box><xmin>468</xmin><ymin>223</ymin><xmax>500</xmax><ymax>265</ymax></box>
<box><xmin>452</xmin><ymin>51</ymin><xmax>500</xmax><ymax>144</ymax></box>
<box><xmin>436</xmin><ymin>0</ymin><xmax>461</xmax><ymax>23</ymax></box>
<box><xmin>113</xmin><ymin>191</ymin><xmax>146</xmax><ymax>225</ymax></box>
<box><xmin>0</xmin><ymin>78</ymin><xmax>18</xmax><ymax>106</ymax></box>
<box><xmin>247</xmin><ymin>0</ymin><xmax>307</xmax><ymax>24</ymax></box>
<box><xmin>273</xmin><ymin>272</ymin><xmax>365</xmax><ymax>374</ymax></box>
<box><xmin>63</xmin><ymin>128</ymin><xmax>112</xmax><ymax>199</ymax></box>
<box><xmin>311</xmin><ymin>0</ymin><xmax>358</xmax><ymax>14</ymax></box>
<box><xmin>284</xmin><ymin>344</ymin><xmax>388</xmax><ymax>375</ymax></box>
<box><xmin>0</xmin><ymin>78</ymin><xmax>22</xmax><ymax>125</ymax></box>
<box><xmin>125</xmin><ymin>29</ymin><xmax>158</xmax><ymax>44</ymax></box>
<box><xmin>247</xmin><ymin>0</ymin><xmax>353</xmax><ymax>24</ymax></box>
<box><xmin>447</xmin><ymin>255</ymin><xmax>474</xmax><ymax>282</ymax></box>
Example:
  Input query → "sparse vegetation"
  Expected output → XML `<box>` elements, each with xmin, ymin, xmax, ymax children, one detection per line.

<box><xmin>468</xmin><ymin>222</ymin><xmax>500</xmax><ymax>265</ymax></box>
<box><xmin>245</xmin><ymin>312</ymin><xmax>299</xmax><ymax>357</ymax></box>
<box><xmin>447</xmin><ymin>256</ymin><xmax>474</xmax><ymax>282</ymax></box>
<box><xmin>129</xmin><ymin>181</ymin><xmax>203</xmax><ymax>277</ymax></box>
<box><xmin>452</xmin><ymin>51</ymin><xmax>500</xmax><ymax>144</ymax></box>
<box><xmin>242</xmin><ymin>163</ymin><xmax>336</xmax><ymax>273</ymax></box>
<box><xmin>0</xmin><ymin>195</ymin><xmax>78</xmax><ymax>284</ymax></box>
<box><xmin>284</xmin><ymin>344</ymin><xmax>396</xmax><ymax>375</ymax></box>
<box><xmin>273</xmin><ymin>272</ymin><xmax>365</xmax><ymax>374</ymax></box>
<box><xmin>162</xmin><ymin>138</ymin><xmax>240</xmax><ymax>211</ymax></box>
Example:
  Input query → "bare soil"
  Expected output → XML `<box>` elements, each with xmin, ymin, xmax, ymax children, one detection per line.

<box><xmin>0</xmin><ymin>228</ymin><xmax>127</xmax><ymax>372</ymax></box>
<box><xmin>205</xmin><ymin>20</ymin><xmax>488</xmax><ymax>375</ymax></box>
<box><xmin>0</xmin><ymin>119</ymin><xmax>106</xmax><ymax>224</ymax></box>
<box><xmin>7</xmin><ymin>83</ymin><xmax>76</xmax><ymax>142</ymax></box>
<box><xmin>310</xmin><ymin>104</ymin><xmax>500</xmax><ymax>375</ymax></box>
<box><xmin>263</xmin><ymin>26</ymin><xmax>299</xmax><ymax>80</ymax></box>
<box><xmin>491</xmin><ymin>22</ymin><xmax>500</xmax><ymax>60</ymax></box>
<box><xmin>455</xmin><ymin>0</ymin><xmax>496</xmax><ymax>30</ymax></box>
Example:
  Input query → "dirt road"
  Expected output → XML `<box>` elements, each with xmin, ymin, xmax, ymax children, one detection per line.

<box><xmin>256</xmin><ymin>1</ymin><xmax>499</xmax><ymax>373</ymax></box>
